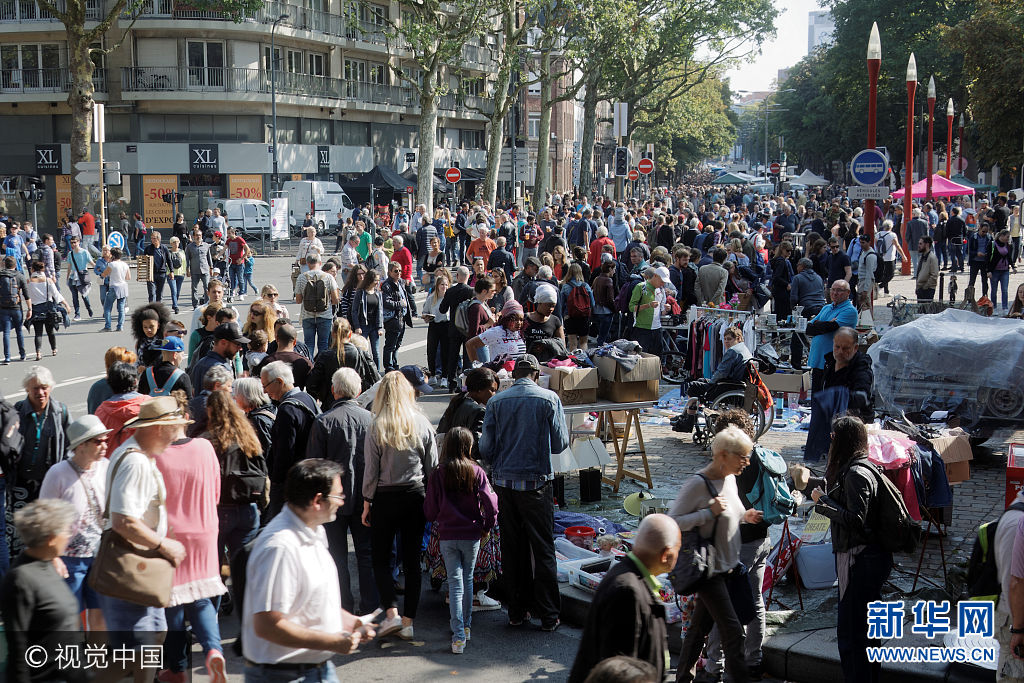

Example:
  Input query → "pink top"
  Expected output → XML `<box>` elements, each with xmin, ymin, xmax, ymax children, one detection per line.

<box><xmin>155</xmin><ymin>437</ymin><xmax>226</xmax><ymax>606</ymax></box>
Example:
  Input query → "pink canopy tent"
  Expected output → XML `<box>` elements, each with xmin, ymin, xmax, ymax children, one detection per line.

<box><xmin>892</xmin><ymin>174</ymin><xmax>975</xmax><ymax>200</ymax></box>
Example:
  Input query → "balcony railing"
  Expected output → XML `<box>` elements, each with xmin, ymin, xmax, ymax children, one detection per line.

<box><xmin>0</xmin><ymin>67</ymin><xmax>106</xmax><ymax>93</ymax></box>
<box><xmin>120</xmin><ymin>66</ymin><xmax>418</xmax><ymax>106</ymax></box>
<box><xmin>0</xmin><ymin>0</ymin><xmax>100</xmax><ymax>21</ymax></box>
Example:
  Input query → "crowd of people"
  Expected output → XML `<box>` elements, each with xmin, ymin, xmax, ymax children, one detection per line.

<box><xmin>0</xmin><ymin>181</ymin><xmax>1022</xmax><ymax>683</ymax></box>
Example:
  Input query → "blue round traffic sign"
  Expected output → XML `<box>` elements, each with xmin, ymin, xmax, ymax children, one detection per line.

<box><xmin>850</xmin><ymin>149</ymin><xmax>889</xmax><ymax>186</ymax></box>
<box><xmin>107</xmin><ymin>231</ymin><xmax>125</xmax><ymax>250</ymax></box>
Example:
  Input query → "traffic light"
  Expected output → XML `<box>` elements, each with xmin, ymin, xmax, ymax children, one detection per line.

<box><xmin>614</xmin><ymin>147</ymin><xmax>629</xmax><ymax>177</ymax></box>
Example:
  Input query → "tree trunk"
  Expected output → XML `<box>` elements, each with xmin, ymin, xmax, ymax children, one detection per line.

<box><xmin>578</xmin><ymin>70</ymin><xmax>599</xmax><ymax>198</ymax></box>
<box><xmin>482</xmin><ymin>66</ymin><xmax>511</xmax><ymax>208</ymax></box>
<box><xmin>67</xmin><ymin>30</ymin><xmax>94</xmax><ymax>219</ymax></box>
<box><xmin>533</xmin><ymin>53</ymin><xmax>553</xmax><ymax>208</ymax></box>
<box><xmin>416</xmin><ymin>77</ymin><xmax>439</xmax><ymax>216</ymax></box>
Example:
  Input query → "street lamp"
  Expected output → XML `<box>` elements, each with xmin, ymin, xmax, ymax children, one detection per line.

<box><xmin>945</xmin><ymin>99</ymin><xmax>954</xmax><ymax>179</ymax></box>
<box><xmin>271</xmin><ymin>13</ymin><xmax>289</xmax><ymax>192</ymax></box>
<box><xmin>958</xmin><ymin>113</ymin><xmax>965</xmax><ymax>176</ymax></box>
<box><xmin>926</xmin><ymin>76</ymin><xmax>935</xmax><ymax>200</ymax></box>
<box><xmin>865</xmin><ymin>22</ymin><xmax>881</xmax><ymax>239</ymax></box>
<box><xmin>902</xmin><ymin>53</ymin><xmax>917</xmax><ymax>275</ymax></box>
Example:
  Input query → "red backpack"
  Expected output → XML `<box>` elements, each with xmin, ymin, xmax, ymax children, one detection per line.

<box><xmin>566</xmin><ymin>283</ymin><xmax>592</xmax><ymax>318</ymax></box>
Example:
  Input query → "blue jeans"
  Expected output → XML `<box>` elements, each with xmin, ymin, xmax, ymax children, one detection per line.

<box><xmin>383</xmin><ymin>317</ymin><xmax>406</xmax><ymax>371</ymax></box>
<box><xmin>218</xmin><ymin>503</ymin><xmax>260</xmax><ymax>563</ymax></box>
<box><xmin>364</xmin><ymin>328</ymin><xmax>382</xmax><ymax>372</ymax></box>
<box><xmin>0</xmin><ymin>307</ymin><xmax>25</xmax><ymax>360</ymax></box>
<box><xmin>935</xmin><ymin>242</ymin><xmax>948</xmax><ymax>268</ymax></box>
<box><xmin>244</xmin><ymin>272</ymin><xmax>259</xmax><ymax>295</ymax></box>
<box><xmin>948</xmin><ymin>241</ymin><xmax>964</xmax><ymax>272</ymax></box>
<box><xmin>103</xmin><ymin>290</ymin><xmax>126</xmax><ymax>330</ymax></box>
<box><xmin>324</xmin><ymin>512</ymin><xmax>379</xmax><ymax>614</ymax></box>
<box><xmin>991</xmin><ymin>269</ymin><xmax>1010</xmax><ymax>309</ymax></box>
<box><xmin>69</xmin><ymin>282</ymin><xmax>92</xmax><ymax>316</ymax></box>
<box><xmin>245</xmin><ymin>661</ymin><xmax>337</xmax><ymax>683</ymax></box>
<box><xmin>230</xmin><ymin>263</ymin><xmax>245</xmax><ymax>296</ymax></box>
<box><xmin>445</xmin><ymin>235</ymin><xmax>458</xmax><ymax>264</ymax></box>
<box><xmin>441</xmin><ymin>539</ymin><xmax>480</xmax><ymax>642</ymax></box>
<box><xmin>302</xmin><ymin>316</ymin><xmax>333</xmax><ymax>355</ymax></box>
<box><xmin>63</xmin><ymin>555</ymin><xmax>101</xmax><ymax>611</ymax></box>
<box><xmin>164</xmin><ymin>596</ymin><xmax>223</xmax><ymax>673</ymax></box>
<box><xmin>169</xmin><ymin>274</ymin><xmax>183</xmax><ymax>311</ymax></box>
<box><xmin>837</xmin><ymin>545</ymin><xmax>893</xmax><ymax>683</ymax></box>
<box><xmin>97</xmin><ymin>591</ymin><xmax>167</xmax><ymax>649</ymax></box>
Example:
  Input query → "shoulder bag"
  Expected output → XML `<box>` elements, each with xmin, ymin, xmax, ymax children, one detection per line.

<box><xmin>88</xmin><ymin>449</ymin><xmax>174</xmax><ymax>607</ymax></box>
<box><xmin>667</xmin><ymin>473</ymin><xmax>719</xmax><ymax>596</ymax></box>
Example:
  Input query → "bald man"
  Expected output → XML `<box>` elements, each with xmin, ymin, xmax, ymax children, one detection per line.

<box><xmin>569</xmin><ymin>514</ymin><xmax>681</xmax><ymax>683</ymax></box>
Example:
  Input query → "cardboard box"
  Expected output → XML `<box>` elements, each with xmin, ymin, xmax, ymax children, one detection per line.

<box><xmin>598</xmin><ymin>379</ymin><xmax>660</xmax><ymax>403</ymax></box>
<box><xmin>564</xmin><ymin>556</ymin><xmax>614</xmax><ymax>594</ymax></box>
<box><xmin>1006</xmin><ymin>443</ymin><xmax>1024</xmax><ymax>507</ymax></box>
<box><xmin>931</xmin><ymin>432</ymin><xmax>973</xmax><ymax>485</ymax></box>
<box><xmin>541</xmin><ymin>366</ymin><xmax>599</xmax><ymax>406</ymax></box>
<box><xmin>762</xmin><ymin>370</ymin><xmax>811</xmax><ymax>395</ymax></box>
<box><xmin>595</xmin><ymin>352</ymin><xmax>661</xmax><ymax>383</ymax></box>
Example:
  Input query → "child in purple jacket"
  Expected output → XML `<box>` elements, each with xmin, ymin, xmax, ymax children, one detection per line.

<box><xmin>424</xmin><ymin>427</ymin><xmax>498</xmax><ymax>654</ymax></box>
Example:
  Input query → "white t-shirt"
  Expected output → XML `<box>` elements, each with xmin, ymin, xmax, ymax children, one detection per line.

<box><xmin>477</xmin><ymin>325</ymin><xmax>526</xmax><ymax>360</ymax></box>
<box><xmin>877</xmin><ymin>230</ymin><xmax>897</xmax><ymax>262</ymax></box>
<box><xmin>243</xmin><ymin>505</ymin><xmax>342</xmax><ymax>665</ymax></box>
<box><xmin>105</xmin><ymin>437</ymin><xmax>168</xmax><ymax>537</ymax></box>
<box><xmin>107</xmin><ymin>260</ymin><xmax>131</xmax><ymax>297</ymax></box>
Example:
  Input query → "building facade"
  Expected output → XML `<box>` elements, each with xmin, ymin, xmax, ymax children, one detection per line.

<box><xmin>0</xmin><ymin>0</ymin><xmax>498</xmax><ymax>230</ymax></box>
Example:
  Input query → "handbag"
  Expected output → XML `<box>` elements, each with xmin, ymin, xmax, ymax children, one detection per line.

<box><xmin>668</xmin><ymin>473</ymin><xmax>719</xmax><ymax>595</ymax></box>
<box><xmin>725</xmin><ymin>562</ymin><xmax>755</xmax><ymax>625</ymax></box>
<box><xmin>88</xmin><ymin>448</ymin><xmax>174</xmax><ymax>608</ymax></box>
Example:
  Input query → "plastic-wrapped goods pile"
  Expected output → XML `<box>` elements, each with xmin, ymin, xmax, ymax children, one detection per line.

<box><xmin>866</xmin><ymin>309</ymin><xmax>1024</xmax><ymax>425</ymax></box>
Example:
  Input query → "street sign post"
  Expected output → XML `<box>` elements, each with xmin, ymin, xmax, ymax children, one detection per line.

<box><xmin>107</xmin><ymin>231</ymin><xmax>125</xmax><ymax>250</ymax></box>
<box><xmin>769</xmin><ymin>161</ymin><xmax>782</xmax><ymax>175</ymax></box>
<box><xmin>74</xmin><ymin>161</ymin><xmax>120</xmax><ymax>186</ymax></box>
<box><xmin>405</xmin><ymin>186</ymin><xmax>414</xmax><ymax>194</ymax></box>
<box><xmin>445</xmin><ymin>167</ymin><xmax>462</xmax><ymax>184</ymax></box>
<box><xmin>637</xmin><ymin>158</ymin><xmax>655</xmax><ymax>175</ymax></box>
<box><xmin>627</xmin><ymin>169</ymin><xmax>640</xmax><ymax>181</ymax></box>
<box><xmin>850</xmin><ymin>149</ymin><xmax>889</xmax><ymax>186</ymax></box>
<box><xmin>847</xmin><ymin>185</ymin><xmax>889</xmax><ymax>201</ymax></box>
<box><xmin>405</xmin><ymin>152</ymin><xmax>416</xmax><ymax>163</ymax></box>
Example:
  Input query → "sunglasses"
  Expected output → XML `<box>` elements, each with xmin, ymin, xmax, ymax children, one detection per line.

<box><xmin>250</xmin><ymin>310</ymin><xmax>264</xmax><ymax>317</ymax></box>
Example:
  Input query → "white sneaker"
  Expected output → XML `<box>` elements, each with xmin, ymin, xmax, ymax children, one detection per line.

<box><xmin>473</xmin><ymin>591</ymin><xmax>501</xmax><ymax>611</ymax></box>
<box><xmin>397</xmin><ymin>624</ymin><xmax>414</xmax><ymax>640</ymax></box>
<box><xmin>237</xmin><ymin>293</ymin><xmax>245</xmax><ymax>301</ymax></box>
<box><xmin>377</xmin><ymin>615</ymin><xmax>402</xmax><ymax>637</ymax></box>
<box><xmin>451</xmin><ymin>639</ymin><xmax>465</xmax><ymax>654</ymax></box>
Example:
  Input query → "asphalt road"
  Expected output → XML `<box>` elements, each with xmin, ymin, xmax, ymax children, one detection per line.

<box><xmin>0</xmin><ymin>254</ymin><xmax>584</xmax><ymax>681</ymax></box>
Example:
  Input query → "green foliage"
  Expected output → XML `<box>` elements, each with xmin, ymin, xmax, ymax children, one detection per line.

<box><xmin>950</xmin><ymin>0</ymin><xmax>1024</xmax><ymax>172</ymax></box>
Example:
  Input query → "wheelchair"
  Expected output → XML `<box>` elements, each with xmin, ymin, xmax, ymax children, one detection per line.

<box><xmin>674</xmin><ymin>358</ymin><xmax>776</xmax><ymax>446</ymax></box>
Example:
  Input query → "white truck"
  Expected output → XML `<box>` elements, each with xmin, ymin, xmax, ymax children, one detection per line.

<box><xmin>282</xmin><ymin>180</ymin><xmax>355</xmax><ymax>235</ymax></box>
<box><xmin>207</xmin><ymin>198</ymin><xmax>272</xmax><ymax>239</ymax></box>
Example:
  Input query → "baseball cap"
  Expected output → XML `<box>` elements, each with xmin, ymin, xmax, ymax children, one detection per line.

<box><xmin>213</xmin><ymin>322</ymin><xmax>250</xmax><ymax>345</ymax></box>
<box><xmin>157</xmin><ymin>336</ymin><xmax>185</xmax><ymax>352</ymax></box>
<box><xmin>514</xmin><ymin>354</ymin><xmax>541</xmax><ymax>374</ymax></box>
<box><xmin>214</xmin><ymin>231</ymin><xmax>222</xmax><ymax>238</ymax></box>
<box><xmin>399</xmin><ymin>365</ymin><xmax>433</xmax><ymax>394</ymax></box>
<box><xmin>653</xmin><ymin>266</ymin><xmax>671</xmax><ymax>283</ymax></box>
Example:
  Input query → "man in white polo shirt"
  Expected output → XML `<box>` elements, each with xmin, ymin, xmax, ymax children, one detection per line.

<box><xmin>243</xmin><ymin>458</ymin><xmax>374</xmax><ymax>682</ymax></box>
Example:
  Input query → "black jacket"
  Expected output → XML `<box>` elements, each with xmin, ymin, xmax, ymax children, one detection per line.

<box><xmin>306</xmin><ymin>343</ymin><xmax>379</xmax><ymax>408</ymax></box>
<box><xmin>822</xmin><ymin>351</ymin><xmax>874</xmax><ymax>420</ymax></box>
<box><xmin>306</xmin><ymin>399</ymin><xmax>373</xmax><ymax>517</ymax></box>
<box><xmin>437</xmin><ymin>392</ymin><xmax>486</xmax><ymax>458</ymax></box>
<box><xmin>814</xmin><ymin>455</ymin><xmax>879</xmax><ymax>552</ymax></box>
<box><xmin>439</xmin><ymin>282</ymin><xmax>474</xmax><ymax>329</ymax></box>
<box><xmin>568</xmin><ymin>555</ymin><xmax>668</xmax><ymax>683</ymax></box>
<box><xmin>247</xmin><ymin>404</ymin><xmax>276</xmax><ymax>461</ymax></box>
<box><xmin>381</xmin><ymin>277</ymin><xmax>415</xmax><ymax>326</ymax></box>
<box><xmin>268</xmin><ymin>389</ymin><xmax>320</xmax><ymax>514</ymax></box>
<box><xmin>487</xmin><ymin>248</ymin><xmax>515</xmax><ymax>282</ymax></box>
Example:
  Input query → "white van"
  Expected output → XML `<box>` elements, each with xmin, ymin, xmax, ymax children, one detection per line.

<box><xmin>282</xmin><ymin>181</ymin><xmax>355</xmax><ymax>234</ymax></box>
<box><xmin>208</xmin><ymin>198</ymin><xmax>272</xmax><ymax>238</ymax></box>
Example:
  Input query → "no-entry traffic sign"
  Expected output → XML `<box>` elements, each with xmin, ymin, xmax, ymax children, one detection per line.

<box><xmin>627</xmin><ymin>169</ymin><xmax>640</xmax><ymax>181</ymax></box>
<box><xmin>769</xmin><ymin>162</ymin><xmax>782</xmax><ymax>175</ymax></box>
<box><xmin>445</xmin><ymin>167</ymin><xmax>462</xmax><ymax>184</ymax></box>
<box><xmin>638</xmin><ymin>158</ymin><xmax>655</xmax><ymax>175</ymax></box>
<box><xmin>405</xmin><ymin>185</ymin><xmax>414</xmax><ymax>194</ymax></box>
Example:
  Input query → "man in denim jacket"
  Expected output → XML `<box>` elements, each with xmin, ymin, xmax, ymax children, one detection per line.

<box><xmin>479</xmin><ymin>354</ymin><xmax>569</xmax><ymax>631</ymax></box>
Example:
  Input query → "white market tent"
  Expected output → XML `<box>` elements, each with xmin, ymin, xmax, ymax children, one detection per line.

<box><xmin>792</xmin><ymin>169</ymin><xmax>830</xmax><ymax>186</ymax></box>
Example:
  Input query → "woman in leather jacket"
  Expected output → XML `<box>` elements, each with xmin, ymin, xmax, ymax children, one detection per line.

<box><xmin>811</xmin><ymin>416</ymin><xmax>892</xmax><ymax>683</ymax></box>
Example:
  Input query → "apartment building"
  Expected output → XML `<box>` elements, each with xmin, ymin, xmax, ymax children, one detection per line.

<box><xmin>0</xmin><ymin>0</ymin><xmax>497</xmax><ymax>229</ymax></box>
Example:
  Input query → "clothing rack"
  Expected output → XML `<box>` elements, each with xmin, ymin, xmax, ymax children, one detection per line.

<box><xmin>686</xmin><ymin>305</ymin><xmax>755</xmax><ymax>326</ymax></box>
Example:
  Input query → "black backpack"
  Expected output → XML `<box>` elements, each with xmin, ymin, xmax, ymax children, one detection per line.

<box><xmin>0</xmin><ymin>271</ymin><xmax>20</xmax><ymax>309</ymax></box>
<box><xmin>0</xmin><ymin>397</ymin><xmax>24</xmax><ymax>476</ymax></box>
<box><xmin>220</xmin><ymin>443</ymin><xmax>269</xmax><ymax>505</ymax></box>
<box><xmin>853</xmin><ymin>462</ymin><xmax>922</xmax><ymax>554</ymax></box>
<box><xmin>964</xmin><ymin>502</ymin><xmax>1024</xmax><ymax>603</ymax></box>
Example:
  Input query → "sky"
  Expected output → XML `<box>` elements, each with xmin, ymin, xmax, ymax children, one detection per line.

<box><xmin>725</xmin><ymin>0</ymin><xmax>823</xmax><ymax>93</ymax></box>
